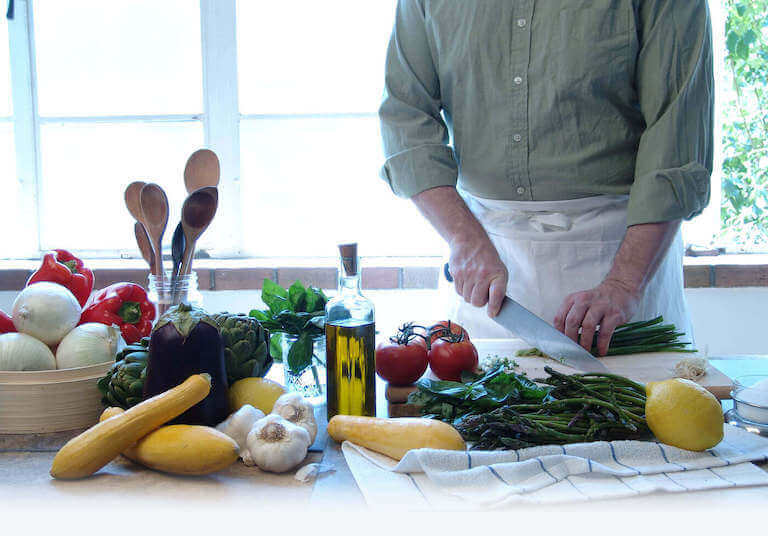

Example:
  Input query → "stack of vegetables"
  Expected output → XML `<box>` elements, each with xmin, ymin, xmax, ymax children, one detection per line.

<box><xmin>53</xmin><ymin>360</ymin><xmax>320</xmax><ymax>478</ymax></box>
<box><xmin>0</xmin><ymin>250</ymin><xmax>155</xmax><ymax>371</ymax></box>
<box><xmin>71</xmin><ymin>303</ymin><xmax>317</xmax><ymax>477</ymax></box>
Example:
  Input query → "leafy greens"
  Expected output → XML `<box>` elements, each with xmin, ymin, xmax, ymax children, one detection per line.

<box><xmin>249</xmin><ymin>279</ymin><xmax>327</xmax><ymax>375</ymax></box>
<box><xmin>408</xmin><ymin>366</ymin><xmax>550</xmax><ymax>424</ymax></box>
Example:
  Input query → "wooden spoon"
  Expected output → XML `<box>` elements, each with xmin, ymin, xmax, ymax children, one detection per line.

<box><xmin>139</xmin><ymin>183</ymin><xmax>169</xmax><ymax>279</ymax></box>
<box><xmin>124</xmin><ymin>180</ymin><xmax>147</xmax><ymax>223</ymax></box>
<box><xmin>134</xmin><ymin>222</ymin><xmax>156</xmax><ymax>274</ymax></box>
<box><xmin>179</xmin><ymin>186</ymin><xmax>218</xmax><ymax>276</ymax></box>
<box><xmin>184</xmin><ymin>149</ymin><xmax>220</xmax><ymax>194</ymax></box>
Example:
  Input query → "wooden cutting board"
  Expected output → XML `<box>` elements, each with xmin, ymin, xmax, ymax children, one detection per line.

<box><xmin>386</xmin><ymin>338</ymin><xmax>734</xmax><ymax>413</ymax></box>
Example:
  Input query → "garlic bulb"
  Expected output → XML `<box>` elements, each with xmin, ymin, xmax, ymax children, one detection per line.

<box><xmin>245</xmin><ymin>414</ymin><xmax>311</xmax><ymax>473</ymax></box>
<box><xmin>271</xmin><ymin>392</ymin><xmax>318</xmax><ymax>443</ymax></box>
<box><xmin>215</xmin><ymin>404</ymin><xmax>265</xmax><ymax>456</ymax></box>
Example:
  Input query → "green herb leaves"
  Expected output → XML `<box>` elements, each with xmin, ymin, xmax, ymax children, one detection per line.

<box><xmin>248</xmin><ymin>279</ymin><xmax>327</xmax><ymax>375</ymax></box>
<box><xmin>408</xmin><ymin>366</ymin><xmax>550</xmax><ymax>423</ymax></box>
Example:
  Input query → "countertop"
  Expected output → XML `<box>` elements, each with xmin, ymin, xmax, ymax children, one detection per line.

<box><xmin>2</xmin><ymin>349</ymin><xmax>768</xmax><ymax>512</ymax></box>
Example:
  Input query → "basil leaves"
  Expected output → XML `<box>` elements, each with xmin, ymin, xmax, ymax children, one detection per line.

<box><xmin>249</xmin><ymin>279</ymin><xmax>327</xmax><ymax>375</ymax></box>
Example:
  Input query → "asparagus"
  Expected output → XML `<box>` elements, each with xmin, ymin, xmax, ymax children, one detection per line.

<box><xmin>455</xmin><ymin>366</ymin><xmax>652</xmax><ymax>450</ymax></box>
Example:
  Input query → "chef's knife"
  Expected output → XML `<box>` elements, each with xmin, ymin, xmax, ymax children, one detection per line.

<box><xmin>492</xmin><ymin>296</ymin><xmax>609</xmax><ymax>372</ymax></box>
<box><xmin>442</xmin><ymin>263</ymin><xmax>607</xmax><ymax>372</ymax></box>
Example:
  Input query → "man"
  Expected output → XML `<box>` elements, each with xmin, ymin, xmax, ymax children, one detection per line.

<box><xmin>379</xmin><ymin>0</ymin><xmax>713</xmax><ymax>355</ymax></box>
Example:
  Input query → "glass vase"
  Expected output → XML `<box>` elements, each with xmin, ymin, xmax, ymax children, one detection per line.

<box><xmin>280</xmin><ymin>334</ymin><xmax>327</xmax><ymax>405</ymax></box>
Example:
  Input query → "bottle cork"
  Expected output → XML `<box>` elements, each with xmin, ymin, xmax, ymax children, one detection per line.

<box><xmin>338</xmin><ymin>242</ymin><xmax>358</xmax><ymax>277</ymax></box>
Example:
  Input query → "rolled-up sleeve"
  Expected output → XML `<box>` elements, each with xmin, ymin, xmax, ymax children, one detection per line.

<box><xmin>378</xmin><ymin>0</ymin><xmax>458</xmax><ymax>198</ymax></box>
<box><xmin>627</xmin><ymin>0</ymin><xmax>714</xmax><ymax>226</ymax></box>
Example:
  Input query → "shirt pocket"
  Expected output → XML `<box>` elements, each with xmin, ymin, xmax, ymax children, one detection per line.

<box><xmin>556</xmin><ymin>5</ymin><xmax>630</xmax><ymax>87</ymax></box>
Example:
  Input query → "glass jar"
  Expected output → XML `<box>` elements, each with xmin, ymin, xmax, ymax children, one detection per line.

<box><xmin>281</xmin><ymin>334</ymin><xmax>327</xmax><ymax>405</ymax></box>
<box><xmin>147</xmin><ymin>271</ymin><xmax>203</xmax><ymax>318</ymax></box>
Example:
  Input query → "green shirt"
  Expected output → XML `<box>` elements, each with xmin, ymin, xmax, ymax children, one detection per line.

<box><xmin>379</xmin><ymin>0</ymin><xmax>714</xmax><ymax>226</ymax></box>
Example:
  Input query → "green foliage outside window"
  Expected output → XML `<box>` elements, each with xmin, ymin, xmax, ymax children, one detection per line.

<box><xmin>721</xmin><ymin>0</ymin><xmax>768</xmax><ymax>248</ymax></box>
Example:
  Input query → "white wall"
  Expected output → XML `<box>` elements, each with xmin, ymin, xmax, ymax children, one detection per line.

<box><xmin>1</xmin><ymin>287</ymin><xmax>766</xmax><ymax>356</ymax></box>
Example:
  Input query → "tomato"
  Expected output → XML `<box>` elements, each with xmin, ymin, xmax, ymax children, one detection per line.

<box><xmin>375</xmin><ymin>340</ymin><xmax>429</xmax><ymax>386</ymax></box>
<box><xmin>429</xmin><ymin>321</ymin><xmax>470</xmax><ymax>345</ymax></box>
<box><xmin>427</xmin><ymin>338</ymin><xmax>478</xmax><ymax>381</ymax></box>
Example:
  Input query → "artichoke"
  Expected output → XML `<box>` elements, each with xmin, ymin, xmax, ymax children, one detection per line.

<box><xmin>97</xmin><ymin>337</ymin><xmax>149</xmax><ymax>409</ymax></box>
<box><xmin>212</xmin><ymin>312</ymin><xmax>273</xmax><ymax>384</ymax></box>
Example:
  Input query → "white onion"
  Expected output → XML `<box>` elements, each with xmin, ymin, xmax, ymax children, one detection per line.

<box><xmin>56</xmin><ymin>323</ymin><xmax>119</xmax><ymax>369</ymax></box>
<box><xmin>0</xmin><ymin>333</ymin><xmax>57</xmax><ymax>371</ymax></box>
<box><xmin>12</xmin><ymin>282</ymin><xmax>81</xmax><ymax>346</ymax></box>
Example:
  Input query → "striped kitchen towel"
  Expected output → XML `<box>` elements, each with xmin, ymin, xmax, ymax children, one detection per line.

<box><xmin>340</xmin><ymin>424</ymin><xmax>768</xmax><ymax>508</ymax></box>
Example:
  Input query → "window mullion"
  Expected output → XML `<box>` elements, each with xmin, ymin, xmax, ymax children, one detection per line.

<box><xmin>200</xmin><ymin>0</ymin><xmax>242</xmax><ymax>257</ymax></box>
<box><xmin>7</xmin><ymin>0</ymin><xmax>40</xmax><ymax>258</ymax></box>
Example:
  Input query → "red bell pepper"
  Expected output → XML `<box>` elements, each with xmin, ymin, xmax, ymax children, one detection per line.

<box><xmin>27</xmin><ymin>249</ymin><xmax>94</xmax><ymax>307</ymax></box>
<box><xmin>79</xmin><ymin>283</ymin><xmax>155</xmax><ymax>344</ymax></box>
<box><xmin>0</xmin><ymin>311</ymin><xmax>15</xmax><ymax>334</ymax></box>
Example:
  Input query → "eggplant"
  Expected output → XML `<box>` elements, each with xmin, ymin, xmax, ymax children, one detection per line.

<box><xmin>143</xmin><ymin>303</ymin><xmax>229</xmax><ymax>426</ymax></box>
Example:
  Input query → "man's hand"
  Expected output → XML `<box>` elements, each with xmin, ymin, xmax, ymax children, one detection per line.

<box><xmin>554</xmin><ymin>279</ymin><xmax>640</xmax><ymax>356</ymax></box>
<box><xmin>412</xmin><ymin>186</ymin><xmax>508</xmax><ymax>317</ymax></box>
<box><xmin>554</xmin><ymin>220</ymin><xmax>681</xmax><ymax>356</ymax></box>
<box><xmin>448</xmin><ymin>232</ymin><xmax>508</xmax><ymax>317</ymax></box>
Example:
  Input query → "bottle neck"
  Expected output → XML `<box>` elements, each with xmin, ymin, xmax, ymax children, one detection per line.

<box><xmin>338</xmin><ymin>274</ymin><xmax>361</xmax><ymax>295</ymax></box>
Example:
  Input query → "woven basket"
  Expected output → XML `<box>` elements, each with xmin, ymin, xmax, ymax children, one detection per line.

<box><xmin>0</xmin><ymin>362</ymin><xmax>112</xmax><ymax>434</ymax></box>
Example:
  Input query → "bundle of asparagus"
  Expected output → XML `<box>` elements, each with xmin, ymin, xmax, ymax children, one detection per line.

<box><xmin>455</xmin><ymin>366</ymin><xmax>652</xmax><ymax>450</ymax></box>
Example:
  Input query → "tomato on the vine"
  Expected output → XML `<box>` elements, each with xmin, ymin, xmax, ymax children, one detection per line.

<box><xmin>375</xmin><ymin>324</ymin><xmax>429</xmax><ymax>385</ymax></box>
<box><xmin>428</xmin><ymin>320</ymin><xmax>469</xmax><ymax>345</ymax></box>
<box><xmin>428</xmin><ymin>339</ymin><xmax>478</xmax><ymax>381</ymax></box>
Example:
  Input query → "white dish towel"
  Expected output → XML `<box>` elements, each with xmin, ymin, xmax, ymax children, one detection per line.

<box><xmin>341</xmin><ymin>424</ymin><xmax>768</xmax><ymax>509</ymax></box>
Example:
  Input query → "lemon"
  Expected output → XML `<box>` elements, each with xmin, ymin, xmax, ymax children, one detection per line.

<box><xmin>228</xmin><ymin>377</ymin><xmax>286</xmax><ymax>413</ymax></box>
<box><xmin>645</xmin><ymin>379</ymin><xmax>724</xmax><ymax>451</ymax></box>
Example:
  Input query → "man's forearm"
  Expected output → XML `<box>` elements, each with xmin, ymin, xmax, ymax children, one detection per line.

<box><xmin>411</xmin><ymin>186</ymin><xmax>488</xmax><ymax>245</ymax></box>
<box><xmin>604</xmin><ymin>220</ymin><xmax>682</xmax><ymax>294</ymax></box>
<box><xmin>412</xmin><ymin>186</ymin><xmax>508</xmax><ymax>316</ymax></box>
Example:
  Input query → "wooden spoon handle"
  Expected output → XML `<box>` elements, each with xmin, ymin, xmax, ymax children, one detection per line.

<box><xmin>134</xmin><ymin>222</ymin><xmax>155</xmax><ymax>274</ymax></box>
<box><xmin>179</xmin><ymin>240</ymin><xmax>196</xmax><ymax>277</ymax></box>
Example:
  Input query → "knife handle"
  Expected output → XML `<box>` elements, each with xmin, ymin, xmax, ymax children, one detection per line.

<box><xmin>443</xmin><ymin>262</ymin><xmax>454</xmax><ymax>283</ymax></box>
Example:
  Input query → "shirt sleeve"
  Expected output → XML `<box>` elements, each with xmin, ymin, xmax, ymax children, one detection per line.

<box><xmin>378</xmin><ymin>0</ymin><xmax>458</xmax><ymax>199</ymax></box>
<box><xmin>627</xmin><ymin>0</ymin><xmax>714</xmax><ymax>226</ymax></box>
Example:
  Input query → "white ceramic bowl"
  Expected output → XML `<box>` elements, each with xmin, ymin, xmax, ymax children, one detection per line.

<box><xmin>731</xmin><ymin>375</ymin><xmax>768</xmax><ymax>425</ymax></box>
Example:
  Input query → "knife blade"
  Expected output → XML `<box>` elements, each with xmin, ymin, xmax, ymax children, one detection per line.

<box><xmin>492</xmin><ymin>296</ymin><xmax>608</xmax><ymax>372</ymax></box>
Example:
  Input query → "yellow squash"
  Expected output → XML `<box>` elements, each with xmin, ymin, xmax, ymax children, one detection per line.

<box><xmin>327</xmin><ymin>415</ymin><xmax>466</xmax><ymax>460</ymax></box>
<box><xmin>50</xmin><ymin>373</ymin><xmax>211</xmax><ymax>479</ymax></box>
<box><xmin>99</xmin><ymin>407</ymin><xmax>239</xmax><ymax>475</ymax></box>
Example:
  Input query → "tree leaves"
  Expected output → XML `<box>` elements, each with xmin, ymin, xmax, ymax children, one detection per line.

<box><xmin>721</xmin><ymin>0</ymin><xmax>768</xmax><ymax>248</ymax></box>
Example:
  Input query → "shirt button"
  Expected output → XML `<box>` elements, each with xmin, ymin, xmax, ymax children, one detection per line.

<box><xmin>516</xmin><ymin>187</ymin><xmax>526</xmax><ymax>195</ymax></box>
<box><xmin>517</xmin><ymin>18</ymin><xmax>527</xmax><ymax>28</ymax></box>
<box><xmin>513</xmin><ymin>76</ymin><xmax>523</xmax><ymax>85</ymax></box>
<box><xmin>513</xmin><ymin>134</ymin><xmax>522</xmax><ymax>142</ymax></box>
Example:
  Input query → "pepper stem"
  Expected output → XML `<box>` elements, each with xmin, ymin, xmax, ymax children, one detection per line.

<box><xmin>117</xmin><ymin>301</ymin><xmax>142</xmax><ymax>324</ymax></box>
<box><xmin>62</xmin><ymin>260</ymin><xmax>78</xmax><ymax>274</ymax></box>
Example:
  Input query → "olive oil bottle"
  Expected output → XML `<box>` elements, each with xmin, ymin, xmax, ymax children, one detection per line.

<box><xmin>325</xmin><ymin>243</ymin><xmax>375</xmax><ymax>419</ymax></box>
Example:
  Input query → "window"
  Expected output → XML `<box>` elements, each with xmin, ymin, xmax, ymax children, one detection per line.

<box><xmin>236</xmin><ymin>0</ymin><xmax>443</xmax><ymax>258</ymax></box>
<box><xmin>0</xmin><ymin>0</ymin><xmax>762</xmax><ymax>262</ymax></box>
<box><xmin>34</xmin><ymin>0</ymin><xmax>203</xmax><ymax>254</ymax></box>
<box><xmin>0</xmin><ymin>14</ymin><xmax>18</xmax><ymax>256</ymax></box>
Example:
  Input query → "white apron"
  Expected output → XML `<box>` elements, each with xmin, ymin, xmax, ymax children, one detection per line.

<box><xmin>448</xmin><ymin>192</ymin><xmax>694</xmax><ymax>343</ymax></box>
